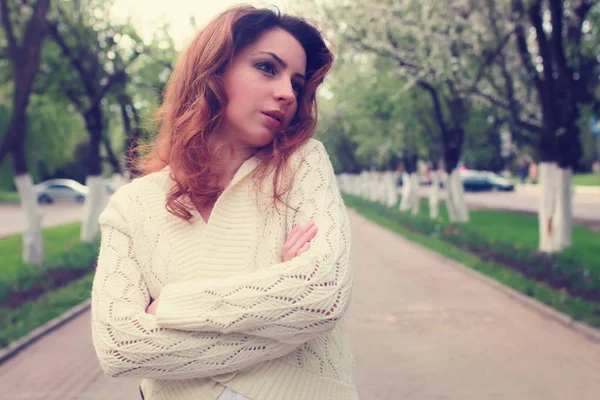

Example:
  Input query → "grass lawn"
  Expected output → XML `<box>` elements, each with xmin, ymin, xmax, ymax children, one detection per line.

<box><xmin>0</xmin><ymin>273</ymin><xmax>93</xmax><ymax>348</ymax></box>
<box><xmin>411</xmin><ymin>199</ymin><xmax>598</xmax><ymax>273</ymax></box>
<box><xmin>0</xmin><ymin>222</ymin><xmax>98</xmax><ymax>348</ymax></box>
<box><xmin>573</xmin><ymin>173</ymin><xmax>600</xmax><ymax>186</ymax></box>
<box><xmin>460</xmin><ymin>208</ymin><xmax>598</xmax><ymax>272</ymax></box>
<box><xmin>0</xmin><ymin>222</ymin><xmax>83</xmax><ymax>282</ymax></box>
<box><xmin>344</xmin><ymin>195</ymin><xmax>600</xmax><ymax>327</ymax></box>
<box><xmin>0</xmin><ymin>190</ymin><xmax>19</xmax><ymax>204</ymax></box>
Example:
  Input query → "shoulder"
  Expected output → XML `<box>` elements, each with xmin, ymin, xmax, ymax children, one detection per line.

<box><xmin>288</xmin><ymin>139</ymin><xmax>336</xmax><ymax>192</ymax></box>
<box><xmin>100</xmin><ymin>168</ymin><xmax>172</xmax><ymax>226</ymax></box>
<box><xmin>292</xmin><ymin>138</ymin><xmax>331</xmax><ymax>170</ymax></box>
<box><xmin>296</xmin><ymin>138</ymin><xmax>327</xmax><ymax>158</ymax></box>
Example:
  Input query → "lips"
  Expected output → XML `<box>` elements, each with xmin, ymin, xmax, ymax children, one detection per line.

<box><xmin>262</xmin><ymin>110</ymin><xmax>285</xmax><ymax>130</ymax></box>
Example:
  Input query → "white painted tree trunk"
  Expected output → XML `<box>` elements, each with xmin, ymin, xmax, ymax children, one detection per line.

<box><xmin>429</xmin><ymin>170</ymin><xmax>440</xmax><ymax>219</ymax></box>
<box><xmin>446</xmin><ymin>169</ymin><xmax>469</xmax><ymax>223</ymax></box>
<box><xmin>409</xmin><ymin>172</ymin><xmax>420</xmax><ymax>215</ymax></box>
<box><xmin>385</xmin><ymin>171</ymin><xmax>398</xmax><ymax>207</ymax></box>
<box><xmin>111</xmin><ymin>172</ymin><xmax>127</xmax><ymax>192</ymax></box>
<box><xmin>14</xmin><ymin>174</ymin><xmax>43</xmax><ymax>265</ymax></box>
<box><xmin>80</xmin><ymin>175</ymin><xmax>105</xmax><ymax>243</ymax></box>
<box><xmin>539</xmin><ymin>162</ymin><xmax>572</xmax><ymax>253</ymax></box>
<box><xmin>399</xmin><ymin>172</ymin><xmax>412</xmax><ymax>212</ymax></box>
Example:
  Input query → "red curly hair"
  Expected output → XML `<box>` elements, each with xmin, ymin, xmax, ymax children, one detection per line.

<box><xmin>135</xmin><ymin>6</ymin><xmax>334</xmax><ymax>220</ymax></box>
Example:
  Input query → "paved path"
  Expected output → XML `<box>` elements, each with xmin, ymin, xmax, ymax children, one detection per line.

<box><xmin>0</xmin><ymin>202</ymin><xmax>86</xmax><ymax>238</ymax></box>
<box><xmin>1</xmin><ymin>209</ymin><xmax>600</xmax><ymax>399</ymax></box>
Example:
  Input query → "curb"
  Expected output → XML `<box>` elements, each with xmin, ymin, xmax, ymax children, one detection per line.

<box><xmin>0</xmin><ymin>299</ymin><xmax>91</xmax><ymax>365</ymax></box>
<box><xmin>348</xmin><ymin>208</ymin><xmax>600</xmax><ymax>344</ymax></box>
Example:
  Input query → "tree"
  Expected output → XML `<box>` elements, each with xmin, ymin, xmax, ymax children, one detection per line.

<box><xmin>474</xmin><ymin>0</ymin><xmax>600</xmax><ymax>252</ymax></box>
<box><xmin>47</xmin><ymin>0</ymin><xmax>143</xmax><ymax>242</ymax></box>
<box><xmin>0</xmin><ymin>0</ymin><xmax>52</xmax><ymax>265</ymax></box>
<box><xmin>316</xmin><ymin>0</ymin><xmax>515</xmax><ymax>222</ymax></box>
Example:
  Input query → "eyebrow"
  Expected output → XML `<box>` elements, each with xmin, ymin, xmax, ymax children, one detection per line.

<box><xmin>256</xmin><ymin>51</ymin><xmax>306</xmax><ymax>81</ymax></box>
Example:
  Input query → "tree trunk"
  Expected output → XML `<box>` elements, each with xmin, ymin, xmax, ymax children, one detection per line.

<box><xmin>409</xmin><ymin>172</ymin><xmax>420</xmax><ymax>216</ymax></box>
<box><xmin>80</xmin><ymin>110</ymin><xmax>105</xmax><ymax>242</ymax></box>
<box><xmin>10</xmin><ymin>113</ymin><xmax>44</xmax><ymax>265</ymax></box>
<box><xmin>429</xmin><ymin>170</ymin><xmax>440</xmax><ymax>219</ymax></box>
<box><xmin>399</xmin><ymin>172</ymin><xmax>412</xmax><ymax>212</ymax></box>
<box><xmin>14</xmin><ymin>173</ymin><xmax>43</xmax><ymax>265</ymax></box>
<box><xmin>80</xmin><ymin>175</ymin><xmax>105</xmax><ymax>242</ymax></box>
<box><xmin>111</xmin><ymin>172</ymin><xmax>127</xmax><ymax>192</ymax></box>
<box><xmin>538</xmin><ymin>162</ymin><xmax>572</xmax><ymax>253</ymax></box>
<box><xmin>446</xmin><ymin>169</ymin><xmax>469</xmax><ymax>223</ymax></box>
<box><xmin>385</xmin><ymin>170</ymin><xmax>398</xmax><ymax>207</ymax></box>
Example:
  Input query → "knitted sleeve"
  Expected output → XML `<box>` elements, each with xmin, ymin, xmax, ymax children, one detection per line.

<box><xmin>91</xmin><ymin>197</ymin><xmax>300</xmax><ymax>379</ymax></box>
<box><xmin>156</xmin><ymin>141</ymin><xmax>353</xmax><ymax>344</ymax></box>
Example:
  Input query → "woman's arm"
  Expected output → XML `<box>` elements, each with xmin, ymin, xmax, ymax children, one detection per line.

<box><xmin>91</xmin><ymin>195</ymin><xmax>300</xmax><ymax>380</ymax></box>
<box><xmin>155</xmin><ymin>141</ymin><xmax>354</xmax><ymax>344</ymax></box>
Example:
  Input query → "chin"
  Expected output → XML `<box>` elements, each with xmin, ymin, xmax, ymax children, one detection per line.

<box><xmin>247</xmin><ymin>132</ymin><xmax>276</xmax><ymax>148</ymax></box>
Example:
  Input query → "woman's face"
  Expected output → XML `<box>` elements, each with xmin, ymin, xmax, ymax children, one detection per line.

<box><xmin>218</xmin><ymin>27</ymin><xmax>307</xmax><ymax>151</ymax></box>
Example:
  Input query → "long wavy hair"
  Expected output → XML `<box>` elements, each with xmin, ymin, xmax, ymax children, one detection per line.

<box><xmin>136</xmin><ymin>6</ymin><xmax>334</xmax><ymax>220</ymax></box>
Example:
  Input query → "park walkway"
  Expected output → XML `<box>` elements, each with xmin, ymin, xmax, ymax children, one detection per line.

<box><xmin>1</xmin><ymin>209</ymin><xmax>599</xmax><ymax>399</ymax></box>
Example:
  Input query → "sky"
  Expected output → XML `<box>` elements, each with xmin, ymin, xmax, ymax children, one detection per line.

<box><xmin>110</xmin><ymin>0</ymin><xmax>292</xmax><ymax>49</ymax></box>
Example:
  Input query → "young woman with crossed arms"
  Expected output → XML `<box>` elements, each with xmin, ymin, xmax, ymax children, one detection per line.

<box><xmin>91</xmin><ymin>6</ymin><xmax>356</xmax><ymax>400</ymax></box>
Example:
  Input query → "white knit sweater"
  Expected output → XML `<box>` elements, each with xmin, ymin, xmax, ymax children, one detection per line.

<box><xmin>91</xmin><ymin>139</ymin><xmax>357</xmax><ymax>400</ymax></box>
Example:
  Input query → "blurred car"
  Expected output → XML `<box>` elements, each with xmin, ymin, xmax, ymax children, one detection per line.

<box><xmin>34</xmin><ymin>179</ymin><xmax>89</xmax><ymax>204</ymax></box>
<box><xmin>460</xmin><ymin>170</ymin><xmax>515</xmax><ymax>192</ymax></box>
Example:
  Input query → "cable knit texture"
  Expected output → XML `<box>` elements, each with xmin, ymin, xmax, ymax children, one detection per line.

<box><xmin>91</xmin><ymin>139</ymin><xmax>357</xmax><ymax>400</ymax></box>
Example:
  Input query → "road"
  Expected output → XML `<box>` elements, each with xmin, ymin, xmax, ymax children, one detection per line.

<box><xmin>418</xmin><ymin>187</ymin><xmax>599</xmax><ymax>221</ymax></box>
<box><xmin>1</xmin><ymin>209</ymin><xmax>599</xmax><ymax>399</ymax></box>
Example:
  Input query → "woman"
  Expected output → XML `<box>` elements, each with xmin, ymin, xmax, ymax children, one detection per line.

<box><xmin>91</xmin><ymin>5</ymin><xmax>356</xmax><ymax>400</ymax></box>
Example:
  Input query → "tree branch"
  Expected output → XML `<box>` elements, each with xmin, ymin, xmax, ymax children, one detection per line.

<box><xmin>548</xmin><ymin>0</ymin><xmax>570</xmax><ymax>80</ymax></box>
<box><xmin>511</xmin><ymin>0</ymin><xmax>543</xmax><ymax>95</ymax></box>
<box><xmin>0</xmin><ymin>0</ymin><xmax>19</xmax><ymax>61</ymax></box>
<box><xmin>528</xmin><ymin>0</ymin><xmax>555</xmax><ymax>91</ymax></box>
<box><xmin>91</xmin><ymin>50</ymin><xmax>142</xmax><ymax>109</ymax></box>
<box><xmin>48</xmin><ymin>22</ymin><xmax>95</xmax><ymax>97</ymax></box>
<box><xmin>468</xmin><ymin>27</ymin><xmax>516</xmax><ymax>92</ymax></box>
<box><xmin>417</xmin><ymin>80</ymin><xmax>449</xmax><ymax>136</ymax></box>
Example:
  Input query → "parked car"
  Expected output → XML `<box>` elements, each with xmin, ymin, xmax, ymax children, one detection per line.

<box><xmin>460</xmin><ymin>170</ymin><xmax>515</xmax><ymax>192</ymax></box>
<box><xmin>34</xmin><ymin>179</ymin><xmax>89</xmax><ymax>204</ymax></box>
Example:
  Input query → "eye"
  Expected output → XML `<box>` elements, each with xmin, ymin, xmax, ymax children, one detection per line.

<box><xmin>256</xmin><ymin>61</ymin><xmax>276</xmax><ymax>75</ymax></box>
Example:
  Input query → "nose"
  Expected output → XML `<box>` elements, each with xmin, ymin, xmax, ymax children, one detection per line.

<box><xmin>274</xmin><ymin>77</ymin><xmax>296</xmax><ymax>104</ymax></box>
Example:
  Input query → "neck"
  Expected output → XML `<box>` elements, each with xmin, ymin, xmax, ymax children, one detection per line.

<box><xmin>207</xmin><ymin>133</ymin><xmax>255</xmax><ymax>188</ymax></box>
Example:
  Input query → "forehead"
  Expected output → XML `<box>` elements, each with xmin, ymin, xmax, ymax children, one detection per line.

<box><xmin>241</xmin><ymin>28</ymin><xmax>307</xmax><ymax>74</ymax></box>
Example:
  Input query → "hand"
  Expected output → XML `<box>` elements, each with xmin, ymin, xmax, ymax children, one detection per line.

<box><xmin>282</xmin><ymin>221</ymin><xmax>318</xmax><ymax>262</ymax></box>
<box><xmin>146</xmin><ymin>296</ymin><xmax>160</xmax><ymax>315</ymax></box>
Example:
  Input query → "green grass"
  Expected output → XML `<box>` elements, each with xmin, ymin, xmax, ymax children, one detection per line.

<box><xmin>573</xmin><ymin>173</ymin><xmax>600</xmax><ymax>186</ymax></box>
<box><xmin>432</xmin><ymin>204</ymin><xmax>598</xmax><ymax>273</ymax></box>
<box><xmin>0</xmin><ymin>272</ymin><xmax>93</xmax><ymax>348</ymax></box>
<box><xmin>0</xmin><ymin>190</ymin><xmax>19</xmax><ymax>204</ymax></box>
<box><xmin>0</xmin><ymin>222</ymin><xmax>83</xmax><ymax>281</ymax></box>
<box><xmin>410</xmin><ymin>198</ymin><xmax>598</xmax><ymax>270</ymax></box>
<box><xmin>0</xmin><ymin>222</ymin><xmax>98</xmax><ymax>348</ymax></box>
<box><xmin>345</xmin><ymin>195</ymin><xmax>600</xmax><ymax>327</ymax></box>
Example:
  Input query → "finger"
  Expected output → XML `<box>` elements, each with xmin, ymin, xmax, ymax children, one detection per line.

<box><xmin>296</xmin><ymin>242</ymin><xmax>310</xmax><ymax>256</ymax></box>
<box><xmin>288</xmin><ymin>224</ymin><xmax>317</xmax><ymax>255</ymax></box>
<box><xmin>284</xmin><ymin>221</ymin><xmax>314</xmax><ymax>249</ymax></box>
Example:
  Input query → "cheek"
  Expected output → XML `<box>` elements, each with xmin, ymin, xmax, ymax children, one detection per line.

<box><xmin>227</xmin><ymin>82</ymin><xmax>259</xmax><ymax>118</ymax></box>
<box><xmin>288</xmin><ymin>102</ymin><xmax>299</xmax><ymax>123</ymax></box>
